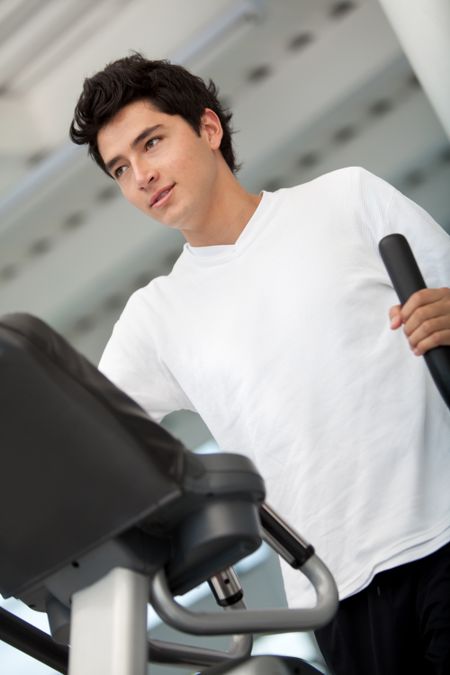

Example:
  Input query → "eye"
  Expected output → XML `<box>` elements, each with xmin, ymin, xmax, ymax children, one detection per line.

<box><xmin>145</xmin><ymin>137</ymin><xmax>160</xmax><ymax>150</ymax></box>
<box><xmin>114</xmin><ymin>165</ymin><xmax>127</xmax><ymax>179</ymax></box>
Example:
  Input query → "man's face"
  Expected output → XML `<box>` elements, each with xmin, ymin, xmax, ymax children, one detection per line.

<box><xmin>97</xmin><ymin>99</ymin><xmax>223</xmax><ymax>239</ymax></box>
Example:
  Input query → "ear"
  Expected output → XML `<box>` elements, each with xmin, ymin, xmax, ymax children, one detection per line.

<box><xmin>200</xmin><ymin>108</ymin><xmax>223</xmax><ymax>151</ymax></box>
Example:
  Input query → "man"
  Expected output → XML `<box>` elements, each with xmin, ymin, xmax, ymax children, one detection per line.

<box><xmin>70</xmin><ymin>54</ymin><xmax>450</xmax><ymax>674</ymax></box>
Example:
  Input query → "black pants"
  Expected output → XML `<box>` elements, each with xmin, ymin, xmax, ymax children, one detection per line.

<box><xmin>315</xmin><ymin>541</ymin><xmax>450</xmax><ymax>675</ymax></box>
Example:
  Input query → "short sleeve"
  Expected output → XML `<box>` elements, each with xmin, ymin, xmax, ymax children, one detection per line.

<box><xmin>353</xmin><ymin>166</ymin><xmax>450</xmax><ymax>288</ymax></box>
<box><xmin>98</xmin><ymin>290</ymin><xmax>193</xmax><ymax>423</ymax></box>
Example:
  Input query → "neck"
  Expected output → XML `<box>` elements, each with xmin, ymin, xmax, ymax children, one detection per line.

<box><xmin>181</xmin><ymin>168</ymin><xmax>262</xmax><ymax>247</ymax></box>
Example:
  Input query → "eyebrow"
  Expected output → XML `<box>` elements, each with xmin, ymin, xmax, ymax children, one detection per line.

<box><xmin>105</xmin><ymin>124</ymin><xmax>163</xmax><ymax>174</ymax></box>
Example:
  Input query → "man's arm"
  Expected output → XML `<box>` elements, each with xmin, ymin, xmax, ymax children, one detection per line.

<box><xmin>353</xmin><ymin>168</ymin><xmax>450</xmax><ymax>357</ymax></box>
<box><xmin>99</xmin><ymin>290</ymin><xmax>193</xmax><ymax>422</ymax></box>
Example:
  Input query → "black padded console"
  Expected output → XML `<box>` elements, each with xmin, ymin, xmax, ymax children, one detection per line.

<box><xmin>0</xmin><ymin>313</ymin><xmax>265</xmax><ymax>618</ymax></box>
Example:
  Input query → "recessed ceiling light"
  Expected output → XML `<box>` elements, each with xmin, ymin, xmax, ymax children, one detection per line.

<box><xmin>408</xmin><ymin>73</ymin><xmax>421</xmax><ymax>89</ymax></box>
<box><xmin>0</xmin><ymin>264</ymin><xmax>18</xmax><ymax>282</ymax></box>
<box><xmin>333</xmin><ymin>125</ymin><xmax>357</xmax><ymax>144</ymax></box>
<box><xmin>103</xmin><ymin>293</ymin><xmax>124</xmax><ymax>312</ymax></box>
<box><xmin>404</xmin><ymin>169</ymin><xmax>426</xmax><ymax>188</ymax></box>
<box><xmin>439</xmin><ymin>147</ymin><xmax>450</xmax><ymax>164</ymax></box>
<box><xmin>73</xmin><ymin>315</ymin><xmax>95</xmax><ymax>334</ymax></box>
<box><xmin>96</xmin><ymin>186</ymin><xmax>118</xmax><ymax>203</ymax></box>
<box><xmin>263</xmin><ymin>178</ymin><xmax>283</xmax><ymax>192</ymax></box>
<box><xmin>27</xmin><ymin>149</ymin><xmax>49</xmax><ymax>166</ymax></box>
<box><xmin>297</xmin><ymin>151</ymin><xmax>320</xmax><ymax>169</ymax></box>
<box><xmin>62</xmin><ymin>211</ymin><xmax>85</xmax><ymax>231</ymax></box>
<box><xmin>330</xmin><ymin>1</ymin><xmax>357</xmax><ymax>20</ymax></box>
<box><xmin>287</xmin><ymin>32</ymin><xmax>314</xmax><ymax>53</ymax></box>
<box><xmin>29</xmin><ymin>238</ymin><xmax>51</xmax><ymax>257</ymax></box>
<box><xmin>132</xmin><ymin>272</ymin><xmax>154</xmax><ymax>289</ymax></box>
<box><xmin>369</xmin><ymin>98</ymin><xmax>393</xmax><ymax>117</ymax></box>
<box><xmin>246</xmin><ymin>64</ymin><xmax>272</xmax><ymax>84</ymax></box>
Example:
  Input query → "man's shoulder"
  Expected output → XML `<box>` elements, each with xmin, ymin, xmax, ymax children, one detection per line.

<box><xmin>272</xmin><ymin>166</ymin><xmax>369</xmax><ymax>207</ymax></box>
<box><xmin>291</xmin><ymin>166</ymin><xmax>370</xmax><ymax>192</ymax></box>
<box><xmin>116</xmin><ymin>255</ymin><xmax>187</xmax><ymax>328</ymax></box>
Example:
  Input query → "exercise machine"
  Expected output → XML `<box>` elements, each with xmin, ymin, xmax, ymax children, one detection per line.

<box><xmin>0</xmin><ymin>311</ymin><xmax>337</xmax><ymax>674</ymax></box>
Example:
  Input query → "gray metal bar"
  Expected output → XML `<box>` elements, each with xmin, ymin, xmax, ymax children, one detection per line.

<box><xmin>150</xmin><ymin>554</ymin><xmax>338</xmax><ymax>635</ymax></box>
<box><xmin>69</xmin><ymin>567</ymin><xmax>149</xmax><ymax>675</ymax></box>
<box><xmin>148</xmin><ymin>587</ymin><xmax>252</xmax><ymax>669</ymax></box>
<box><xmin>148</xmin><ymin>628</ymin><xmax>252</xmax><ymax>669</ymax></box>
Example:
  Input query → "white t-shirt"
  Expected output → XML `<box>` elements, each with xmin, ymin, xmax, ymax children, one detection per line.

<box><xmin>99</xmin><ymin>167</ymin><xmax>450</xmax><ymax>606</ymax></box>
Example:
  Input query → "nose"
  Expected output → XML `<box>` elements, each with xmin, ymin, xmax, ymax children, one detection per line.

<box><xmin>133</xmin><ymin>157</ymin><xmax>158</xmax><ymax>190</ymax></box>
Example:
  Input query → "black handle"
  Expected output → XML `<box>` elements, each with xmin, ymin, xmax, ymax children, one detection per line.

<box><xmin>0</xmin><ymin>608</ymin><xmax>68</xmax><ymax>673</ymax></box>
<box><xmin>379</xmin><ymin>233</ymin><xmax>450</xmax><ymax>410</ymax></box>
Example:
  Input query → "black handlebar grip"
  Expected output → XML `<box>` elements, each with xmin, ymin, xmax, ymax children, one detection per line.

<box><xmin>379</xmin><ymin>233</ymin><xmax>450</xmax><ymax>410</ymax></box>
<box><xmin>379</xmin><ymin>233</ymin><xmax>427</xmax><ymax>303</ymax></box>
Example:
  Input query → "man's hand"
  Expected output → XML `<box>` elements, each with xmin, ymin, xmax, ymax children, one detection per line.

<box><xmin>389</xmin><ymin>287</ymin><xmax>450</xmax><ymax>355</ymax></box>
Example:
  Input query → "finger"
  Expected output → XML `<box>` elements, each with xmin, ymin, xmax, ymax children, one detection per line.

<box><xmin>402</xmin><ymin>295</ymin><xmax>450</xmax><ymax>339</ymax></box>
<box><xmin>401</xmin><ymin>287</ymin><xmax>450</xmax><ymax>323</ymax></box>
<box><xmin>389</xmin><ymin>305</ymin><xmax>403</xmax><ymax>330</ymax></box>
<box><xmin>407</xmin><ymin>313</ymin><xmax>450</xmax><ymax>347</ymax></box>
<box><xmin>412</xmin><ymin>328</ymin><xmax>450</xmax><ymax>356</ymax></box>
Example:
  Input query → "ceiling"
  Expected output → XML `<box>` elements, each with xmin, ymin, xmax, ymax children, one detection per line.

<box><xmin>0</xmin><ymin>0</ymin><xmax>449</xmax><ymax>368</ymax></box>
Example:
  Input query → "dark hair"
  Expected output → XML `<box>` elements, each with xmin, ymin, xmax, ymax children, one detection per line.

<box><xmin>70</xmin><ymin>53</ymin><xmax>239</xmax><ymax>174</ymax></box>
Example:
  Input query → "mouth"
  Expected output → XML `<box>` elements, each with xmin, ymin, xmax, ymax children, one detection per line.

<box><xmin>150</xmin><ymin>184</ymin><xmax>175</xmax><ymax>209</ymax></box>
